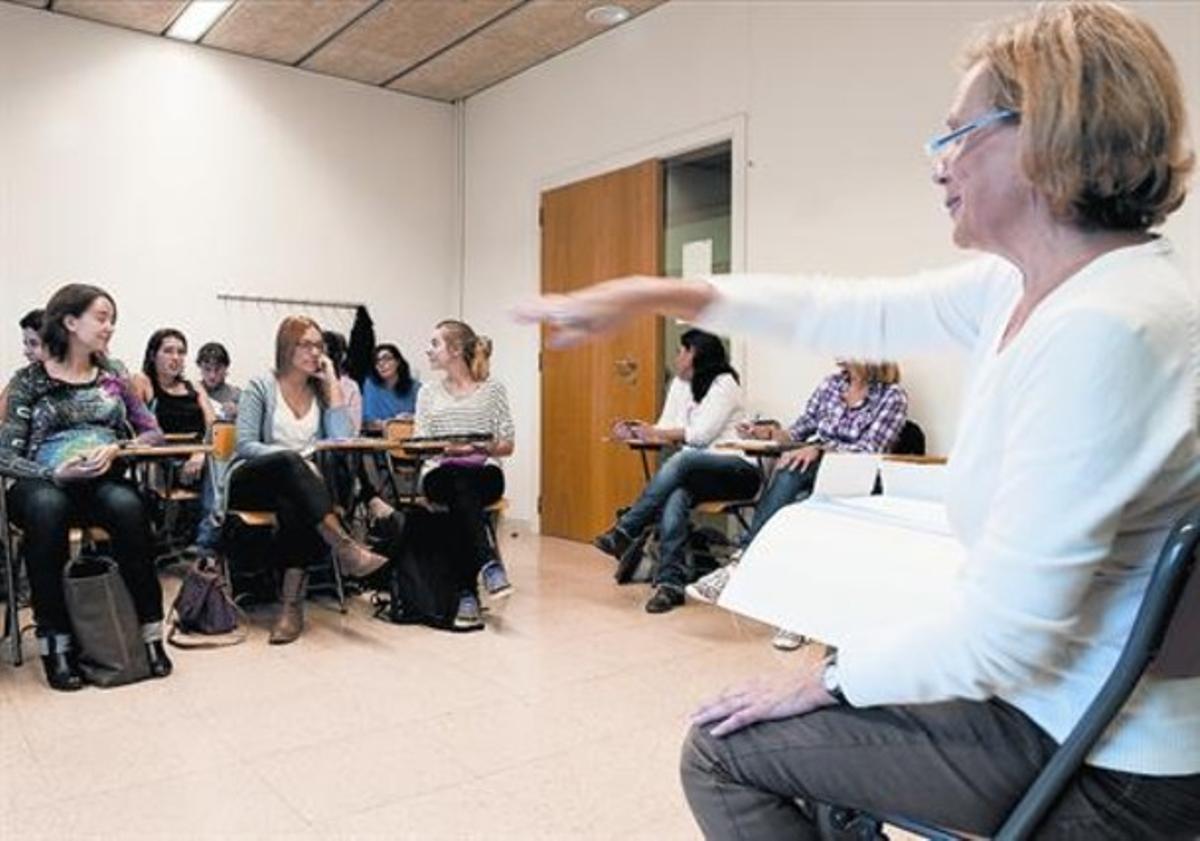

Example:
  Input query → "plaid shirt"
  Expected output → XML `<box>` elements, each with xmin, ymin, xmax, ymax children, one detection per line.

<box><xmin>788</xmin><ymin>371</ymin><xmax>908</xmax><ymax>453</ymax></box>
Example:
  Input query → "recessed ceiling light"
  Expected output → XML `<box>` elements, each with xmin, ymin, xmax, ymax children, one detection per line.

<box><xmin>584</xmin><ymin>4</ymin><xmax>632</xmax><ymax>27</ymax></box>
<box><xmin>166</xmin><ymin>0</ymin><xmax>232</xmax><ymax>42</ymax></box>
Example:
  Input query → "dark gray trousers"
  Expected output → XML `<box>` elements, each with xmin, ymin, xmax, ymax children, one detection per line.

<box><xmin>681</xmin><ymin>698</ymin><xmax>1200</xmax><ymax>839</ymax></box>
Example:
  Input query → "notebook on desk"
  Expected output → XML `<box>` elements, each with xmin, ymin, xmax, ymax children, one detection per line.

<box><xmin>810</xmin><ymin>453</ymin><xmax>882</xmax><ymax>498</ymax></box>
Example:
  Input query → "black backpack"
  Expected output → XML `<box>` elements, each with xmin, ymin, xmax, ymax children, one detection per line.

<box><xmin>369</xmin><ymin>508</ymin><xmax>469</xmax><ymax>633</ymax></box>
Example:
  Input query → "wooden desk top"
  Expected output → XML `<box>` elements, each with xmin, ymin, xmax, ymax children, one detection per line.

<box><xmin>313</xmin><ymin>437</ymin><xmax>406</xmax><ymax>453</ymax></box>
<box><xmin>120</xmin><ymin>443</ymin><xmax>213</xmax><ymax>458</ymax></box>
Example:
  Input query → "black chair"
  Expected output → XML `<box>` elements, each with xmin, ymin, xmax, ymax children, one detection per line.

<box><xmin>891</xmin><ymin>420</ymin><xmax>927</xmax><ymax>457</ymax></box>
<box><xmin>818</xmin><ymin>503</ymin><xmax>1200</xmax><ymax>840</ymax></box>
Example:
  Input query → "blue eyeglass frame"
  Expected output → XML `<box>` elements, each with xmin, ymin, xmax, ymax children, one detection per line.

<box><xmin>925</xmin><ymin>107</ymin><xmax>1018</xmax><ymax>157</ymax></box>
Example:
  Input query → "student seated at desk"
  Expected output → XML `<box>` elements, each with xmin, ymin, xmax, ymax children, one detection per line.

<box><xmin>687</xmin><ymin>360</ymin><xmax>908</xmax><ymax>647</ymax></box>
<box><xmin>593</xmin><ymin>329</ymin><xmax>759</xmax><ymax>614</ymax></box>
<box><xmin>0</xmin><ymin>284</ymin><xmax>171</xmax><ymax>690</ymax></box>
<box><xmin>132</xmin><ymin>328</ymin><xmax>220</xmax><ymax>553</ymax></box>
<box><xmin>228</xmin><ymin>316</ymin><xmax>387</xmax><ymax>645</ymax></box>
<box><xmin>196</xmin><ymin>341</ymin><xmax>241</xmax><ymax>422</ymax></box>
<box><xmin>0</xmin><ymin>308</ymin><xmax>45</xmax><ymax>420</ymax></box>
<box><xmin>322</xmin><ymin>330</ymin><xmax>362</xmax><ymax>436</ymax></box>
<box><xmin>363</xmin><ymin>343</ymin><xmax>421</xmax><ymax>424</ymax></box>
<box><xmin>414</xmin><ymin>319</ymin><xmax>514</xmax><ymax>630</ymax></box>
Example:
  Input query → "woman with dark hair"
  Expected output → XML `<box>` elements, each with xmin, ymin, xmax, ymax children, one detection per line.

<box><xmin>321</xmin><ymin>330</ymin><xmax>362</xmax><ymax>435</ymax></box>
<box><xmin>132</xmin><ymin>328</ymin><xmax>214</xmax><ymax>481</ymax></box>
<box><xmin>593</xmin><ymin>328</ymin><xmax>760</xmax><ymax>614</ymax></box>
<box><xmin>228</xmin><ymin>316</ymin><xmax>387</xmax><ymax>644</ymax></box>
<box><xmin>362</xmin><ymin>343</ymin><xmax>421</xmax><ymax>423</ymax></box>
<box><xmin>0</xmin><ymin>283</ymin><xmax>171</xmax><ymax>690</ymax></box>
<box><xmin>131</xmin><ymin>328</ymin><xmax>220</xmax><ymax>552</ymax></box>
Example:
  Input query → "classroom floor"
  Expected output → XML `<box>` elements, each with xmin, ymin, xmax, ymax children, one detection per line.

<box><xmin>0</xmin><ymin>528</ymin><xmax>837</xmax><ymax>840</ymax></box>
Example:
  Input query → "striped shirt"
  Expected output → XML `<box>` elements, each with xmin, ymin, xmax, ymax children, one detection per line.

<box><xmin>414</xmin><ymin>378</ymin><xmax>514</xmax><ymax>471</ymax></box>
<box><xmin>788</xmin><ymin>370</ymin><xmax>908</xmax><ymax>453</ymax></box>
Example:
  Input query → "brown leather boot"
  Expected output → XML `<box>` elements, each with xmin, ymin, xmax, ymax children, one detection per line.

<box><xmin>269</xmin><ymin>568</ymin><xmax>307</xmax><ymax>645</ymax></box>
<box><xmin>317</xmin><ymin>522</ymin><xmax>388</xmax><ymax>579</ymax></box>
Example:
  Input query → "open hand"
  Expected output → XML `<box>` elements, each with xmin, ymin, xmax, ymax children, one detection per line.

<box><xmin>180</xmin><ymin>452</ymin><xmax>205</xmax><ymax>483</ymax></box>
<box><xmin>691</xmin><ymin>656</ymin><xmax>835</xmax><ymax>737</ymax></box>
<box><xmin>778</xmin><ymin>445</ymin><xmax>821</xmax><ymax>472</ymax></box>
<box><xmin>513</xmin><ymin>280</ymin><xmax>644</xmax><ymax>349</ymax></box>
<box><xmin>54</xmin><ymin>444</ymin><xmax>120</xmax><ymax>483</ymax></box>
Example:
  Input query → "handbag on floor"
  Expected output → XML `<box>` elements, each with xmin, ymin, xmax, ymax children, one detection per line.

<box><xmin>62</xmin><ymin>555</ymin><xmax>151</xmax><ymax>687</ymax></box>
<box><xmin>168</xmin><ymin>555</ymin><xmax>247</xmax><ymax>648</ymax></box>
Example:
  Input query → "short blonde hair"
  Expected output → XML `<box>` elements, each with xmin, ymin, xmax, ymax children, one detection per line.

<box><xmin>963</xmin><ymin>2</ymin><xmax>1194</xmax><ymax>231</ymax></box>
<box><xmin>845</xmin><ymin>361</ymin><xmax>901</xmax><ymax>386</ymax></box>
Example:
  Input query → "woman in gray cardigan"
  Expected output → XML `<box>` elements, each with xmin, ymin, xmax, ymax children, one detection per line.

<box><xmin>228</xmin><ymin>316</ymin><xmax>386</xmax><ymax>644</ymax></box>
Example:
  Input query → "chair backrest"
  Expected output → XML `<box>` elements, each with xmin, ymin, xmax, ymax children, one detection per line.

<box><xmin>891</xmin><ymin>420</ymin><xmax>926</xmax><ymax>456</ymax></box>
<box><xmin>994</xmin><ymin>503</ymin><xmax>1200</xmax><ymax>840</ymax></box>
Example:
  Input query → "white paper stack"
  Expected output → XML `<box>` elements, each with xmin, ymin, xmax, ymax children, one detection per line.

<box><xmin>718</xmin><ymin>482</ymin><xmax>965</xmax><ymax>648</ymax></box>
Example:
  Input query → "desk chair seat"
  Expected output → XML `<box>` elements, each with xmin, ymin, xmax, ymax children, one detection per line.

<box><xmin>815</xmin><ymin>504</ymin><xmax>1200</xmax><ymax>841</ymax></box>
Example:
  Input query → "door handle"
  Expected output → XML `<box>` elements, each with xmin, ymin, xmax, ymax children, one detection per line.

<box><xmin>614</xmin><ymin>357</ymin><xmax>639</xmax><ymax>383</ymax></box>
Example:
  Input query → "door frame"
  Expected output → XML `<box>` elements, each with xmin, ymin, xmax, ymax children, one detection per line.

<box><xmin>532</xmin><ymin>113</ymin><xmax>749</xmax><ymax>533</ymax></box>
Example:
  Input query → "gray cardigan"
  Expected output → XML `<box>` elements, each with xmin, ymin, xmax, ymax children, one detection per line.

<box><xmin>233</xmin><ymin>373</ymin><xmax>354</xmax><ymax>464</ymax></box>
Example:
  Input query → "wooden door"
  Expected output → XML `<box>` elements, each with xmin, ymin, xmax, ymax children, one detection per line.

<box><xmin>540</xmin><ymin>160</ymin><xmax>663</xmax><ymax>542</ymax></box>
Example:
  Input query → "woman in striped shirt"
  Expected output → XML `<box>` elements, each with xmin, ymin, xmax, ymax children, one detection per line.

<box><xmin>415</xmin><ymin>319</ymin><xmax>515</xmax><ymax>630</ymax></box>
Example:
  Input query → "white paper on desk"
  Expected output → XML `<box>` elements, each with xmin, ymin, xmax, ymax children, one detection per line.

<box><xmin>719</xmin><ymin>499</ymin><xmax>965</xmax><ymax>647</ymax></box>
<box><xmin>879</xmin><ymin>460</ymin><xmax>947</xmax><ymax>502</ymax></box>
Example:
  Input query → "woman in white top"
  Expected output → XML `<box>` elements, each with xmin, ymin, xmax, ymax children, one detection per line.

<box><xmin>230</xmin><ymin>316</ymin><xmax>387</xmax><ymax>644</ymax></box>
<box><xmin>518</xmin><ymin>3</ymin><xmax>1200</xmax><ymax>836</ymax></box>
<box><xmin>414</xmin><ymin>319</ymin><xmax>515</xmax><ymax>630</ymax></box>
<box><xmin>593</xmin><ymin>328</ymin><xmax>759</xmax><ymax>614</ymax></box>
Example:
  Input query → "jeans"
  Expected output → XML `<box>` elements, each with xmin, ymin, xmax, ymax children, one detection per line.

<box><xmin>737</xmin><ymin>455</ymin><xmax>822</xmax><ymax>549</ymax></box>
<box><xmin>681</xmin><ymin>698</ymin><xmax>1200</xmax><ymax>839</ymax></box>
<box><xmin>7</xmin><ymin>476</ymin><xmax>164</xmax><ymax>633</ymax></box>
<box><xmin>616</xmin><ymin>449</ymin><xmax>760</xmax><ymax>589</ymax></box>
<box><xmin>228</xmin><ymin>450</ymin><xmax>334</xmax><ymax>569</ymax></box>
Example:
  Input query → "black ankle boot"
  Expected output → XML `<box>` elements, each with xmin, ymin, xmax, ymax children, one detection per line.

<box><xmin>145</xmin><ymin>640</ymin><xmax>173</xmax><ymax>678</ymax></box>
<box><xmin>593</xmin><ymin>527</ymin><xmax>633</xmax><ymax>561</ymax></box>
<box><xmin>39</xmin><ymin>634</ymin><xmax>84</xmax><ymax>692</ymax></box>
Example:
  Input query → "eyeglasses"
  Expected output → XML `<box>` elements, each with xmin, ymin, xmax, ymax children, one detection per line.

<box><xmin>925</xmin><ymin>108</ymin><xmax>1018</xmax><ymax>158</ymax></box>
<box><xmin>296</xmin><ymin>340</ymin><xmax>325</xmax><ymax>353</ymax></box>
<box><xmin>375</xmin><ymin>355</ymin><xmax>397</xmax><ymax>364</ymax></box>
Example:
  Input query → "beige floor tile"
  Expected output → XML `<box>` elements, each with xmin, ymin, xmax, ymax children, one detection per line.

<box><xmin>0</xmin><ymin>534</ymin><xmax>827</xmax><ymax>839</ymax></box>
<box><xmin>5</xmin><ymin>763</ymin><xmax>311</xmax><ymax>839</ymax></box>
<box><xmin>247</xmin><ymin>722</ymin><xmax>462</xmax><ymax>824</ymax></box>
<box><xmin>421</xmin><ymin>695</ymin><xmax>593</xmax><ymax>777</ymax></box>
<box><xmin>29</xmin><ymin>716</ymin><xmax>233</xmax><ymax>800</ymax></box>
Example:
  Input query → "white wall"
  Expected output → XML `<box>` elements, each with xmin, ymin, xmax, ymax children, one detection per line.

<box><xmin>0</xmin><ymin>3</ymin><xmax>457</xmax><ymax>388</ymax></box>
<box><xmin>462</xmin><ymin>0</ymin><xmax>1200</xmax><ymax>527</ymax></box>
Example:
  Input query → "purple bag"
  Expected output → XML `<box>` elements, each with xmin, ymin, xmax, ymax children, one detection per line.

<box><xmin>168</xmin><ymin>556</ymin><xmax>246</xmax><ymax>647</ymax></box>
<box><xmin>440</xmin><ymin>454</ymin><xmax>488</xmax><ymax>469</ymax></box>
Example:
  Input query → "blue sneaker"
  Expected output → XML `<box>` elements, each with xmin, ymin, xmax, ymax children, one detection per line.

<box><xmin>480</xmin><ymin>560</ymin><xmax>514</xmax><ymax>599</ymax></box>
<box><xmin>454</xmin><ymin>592</ymin><xmax>483</xmax><ymax>630</ymax></box>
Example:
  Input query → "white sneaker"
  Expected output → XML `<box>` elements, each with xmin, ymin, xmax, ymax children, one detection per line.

<box><xmin>685</xmin><ymin>562</ymin><xmax>738</xmax><ymax>605</ymax></box>
<box><xmin>771</xmin><ymin>629</ymin><xmax>806</xmax><ymax>651</ymax></box>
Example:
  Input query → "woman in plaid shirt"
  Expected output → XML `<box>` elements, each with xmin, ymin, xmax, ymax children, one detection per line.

<box><xmin>686</xmin><ymin>361</ymin><xmax>906</xmax><ymax>643</ymax></box>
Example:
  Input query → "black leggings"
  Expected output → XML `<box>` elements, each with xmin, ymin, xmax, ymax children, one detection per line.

<box><xmin>8</xmin><ymin>476</ymin><xmax>164</xmax><ymax>633</ymax></box>
<box><xmin>228</xmin><ymin>450</ymin><xmax>335</xmax><ymax>569</ymax></box>
<box><xmin>422</xmin><ymin>464</ymin><xmax>504</xmax><ymax>594</ymax></box>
